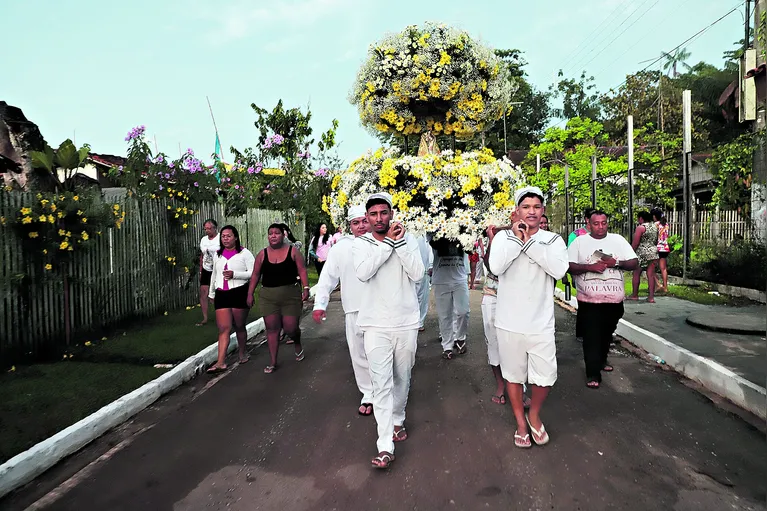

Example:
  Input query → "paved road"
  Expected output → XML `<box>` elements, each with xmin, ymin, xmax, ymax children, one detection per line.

<box><xmin>4</xmin><ymin>292</ymin><xmax>766</xmax><ymax>511</ymax></box>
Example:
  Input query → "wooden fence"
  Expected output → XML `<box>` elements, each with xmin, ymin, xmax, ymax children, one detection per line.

<box><xmin>0</xmin><ymin>192</ymin><xmax>303</xmax><ymax>364</ymax></box>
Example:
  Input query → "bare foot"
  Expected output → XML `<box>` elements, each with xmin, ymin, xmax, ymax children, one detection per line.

<box><xmin>627</xmin><ymin>296</ymin><xmax>639</xmax><ymax>301</ymax></box>
<box><xmin>647</xmin><ymin>298</ymin><xmax>656</xmax><ymax>303</ymax></box>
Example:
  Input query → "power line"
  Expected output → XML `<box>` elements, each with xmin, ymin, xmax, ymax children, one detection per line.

<box><xmin>555</xmin><ymin>0</ymin><xmax>633</xmax><ymax>74</ymax></box>
<box><xmin>561</xmin><ymin>0</ymin><xmax>658</xmax><ymax>77</ymax></box>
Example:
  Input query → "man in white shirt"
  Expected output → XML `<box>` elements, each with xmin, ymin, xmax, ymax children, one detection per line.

<box><xmin>415</xmin><ymin>235</ymin><xmax>433</xmax><ymax>332</ymax></box>
<box><xmin>312</xmin><ymin>205</ymin><xmax>374</xmax><ymax>416</ymax></box>
<box><xmin>353</xmin><ymin>192</ymin><xmax>425</xmax><ymax>470</ymax></box>
<box><xmin>568</xmin><ymin>210</ymin><xmax>638</xmax><ymax>389</ymax></box>
<box><xmin>488</xmin><ymin>186</ymin><xmax>568</xmax><ymax>449</ymax></box>
<box><xmin>431</xmin><ymin>239</ymin><xmax>470</xmax><ymax>359</ymax></box>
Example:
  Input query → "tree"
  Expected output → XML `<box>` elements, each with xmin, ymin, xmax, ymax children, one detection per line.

<box><xmin>551</xmin><ymin>71</ymin><xmax>602</xmax><ymax>121</ymax></box>
<box><xmin>661</xmin><ymin>47</ymin><xmax>692</xmax><ymax>77</ymax></box>
<box><xmin>228</xmin><ymin>100</ymin><xmax>341</xmax><ymax>233</ymax></box>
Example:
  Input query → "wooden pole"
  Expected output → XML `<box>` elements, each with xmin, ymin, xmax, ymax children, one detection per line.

<box><xmin>682</xmin><ymin>90</ymin><xmax>692</xmax><ymax>278</ymax></box>
<box><xmin>627</xmin><ymin>115</ymin><xmax>635</xmax><ymax>238</ymax></box>
<box><xmin>591</xmin><ymin>154</ymin><xmax>598</xmax><ymax>208</ymax></box>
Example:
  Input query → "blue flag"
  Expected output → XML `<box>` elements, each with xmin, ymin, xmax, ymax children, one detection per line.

<box><xmin>214</xmin><ymin>134</ymin><xmax>222</xmax><ymax>161</ymax></box>
<box><xmin>214</xmin><ymin>134</ymin><xmax>222</xmax><ymax>183</ymax></box>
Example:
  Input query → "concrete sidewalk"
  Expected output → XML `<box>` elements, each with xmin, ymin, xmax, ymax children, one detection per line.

<box><xmin>621</xmin><ymin>298</ymin><xmax>766</xmax><ymax>387</ymax></box>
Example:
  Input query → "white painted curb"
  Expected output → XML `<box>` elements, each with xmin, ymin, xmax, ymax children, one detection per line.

<box><xmin>554</xmin><ymin>289</ymin><xmax>767</xmax><ymax>421</ymax></box>
<box><xmin>0</xmin><ymin>285</ymin><xmax>317</xmax><ymax>500</ymax></box>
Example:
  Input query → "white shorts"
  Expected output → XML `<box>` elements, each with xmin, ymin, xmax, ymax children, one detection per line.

<box><xmin>497</xmin><ymin>328</ymin><xmax>557</xmax><ymax>387</ymax></box>
<box><xmin>481</xmin><ymin>296</ymin><xmax>500</xmax><ymax>366</ymax></box>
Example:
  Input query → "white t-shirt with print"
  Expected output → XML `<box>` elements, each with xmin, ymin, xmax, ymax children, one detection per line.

<box><xmin>200</xmin><ymin>234</ymin><xmax>220</xmax><ymax>272</ymax></box>
<box><xmin>568</xmin><ymin>233</ymin><xmax>638</xmax><ymax>304</ymax></box>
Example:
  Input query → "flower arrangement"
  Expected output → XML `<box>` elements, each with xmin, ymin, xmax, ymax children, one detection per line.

<box><xmin>323</xmin><ymin>147</ymin><xmax>526</xmax><ymax>250</ymax></box>
<box><xmin>349</xmin><ymin>22</ymin><xmax>515</xmax><ymax>139</ymax></box>
<box><xmin>6</xmin><ymin>190</ymin><xmax>122</xmax><ymax>271</ymax></box>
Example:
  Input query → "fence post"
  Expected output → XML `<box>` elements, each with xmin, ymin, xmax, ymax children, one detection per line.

<box><xmin>591</xmin><ymin>154</ymin><xmax>597</xmax><ymax>209</ymax></box>
<box><xmin>564</xmin><ymin>164</ymin><xmax>570</xmax><ymax>235</ymax></box>
<box><xmin>682</xmin><ymin>89</ymin><xmax>692</xmax><ymax>279</ymax></box>
<box><xmin>627</xmin><ymin>115</ymin><xmax>634</xmax><ymax>235</ymax></box>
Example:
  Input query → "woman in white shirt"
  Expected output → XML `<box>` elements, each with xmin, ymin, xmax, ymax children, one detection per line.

<box><xmin>198</xmin><ymin>219</ymin><xmax>220</xmax><ymax>326</ymax></box>
<box><xmin>206</xmin><ymin>225</ymin><xmax>255</xmax><ymax>374</ymax></box>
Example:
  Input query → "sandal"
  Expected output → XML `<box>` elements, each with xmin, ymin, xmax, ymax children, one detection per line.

<box><xmin>442</xmin><ymin>350</ymin><xmax>453</xmax><ymax>360</ymax></box>
<box><xmin>371</xmin><ymin>452</ymin><xmax>395</xmax><ymax>469</ymax></box>
<box><xmin>602</xmin><ymin>365</ymin><xmax>613</xmax><ymax>372</ymax></box>
<box><xmin>455</xmin><ymin>341</ymin><xmax>467</xmax><ymax>355</ymax></box>
<box><xmin>239</xmin><ymin>356</ymin><xmax>250</xmax><ymax>364</ymax></box>
<box><xmin>206</xmin><ymin>365</ymin><xmax>227</xmax><ymax>374</ymax></box>
<box><xmin>392</xmin><ymin>426</ymin><xmax>408</xmax><ymax>442</ymax></box>
<box><xmin>295</xmin><ymin>349</ymin><xmax>305</xmax><ymax>362</ymax></box>
<box><xmin>491</xmin><ymin>394</ymin><xmax>506</xmax><ymax>405</ymax></box>
<box><xmin>525</xmin><ymin>414</ymin><xmax>550</xmax><ymax>446</ymax></box>
<box><xmin>586</xmin><ymin>379</ymin><xmax>600</xmax><ymax>389</ymax></box>
<box><xmin>264</xmin><ymin>365</ymin><xmax>277</xmax><ymax>374</ymax></box>
<box><xmin>358</xmin><ymin>403</ymin><xmax>373</xmax><ymax>416</ymax></box>
<box><xmin>514</xmin><ymin>430</ymin><xmax>532</xmax><ymax>448</ymax></box>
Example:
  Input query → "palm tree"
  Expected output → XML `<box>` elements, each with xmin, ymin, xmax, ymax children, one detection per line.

<box><xmin>661</xmin><ymin>47</ymin><xmax>692</xmax><ymax>77</ymax></box>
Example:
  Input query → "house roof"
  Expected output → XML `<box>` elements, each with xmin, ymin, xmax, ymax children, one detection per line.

<box><xmin>88</xmin><ymin>153</ymin><xmax>127</xmax><ymax>168</ymax></box>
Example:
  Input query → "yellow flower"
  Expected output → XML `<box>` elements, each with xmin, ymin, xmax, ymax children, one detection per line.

<box><xmin>43</xmin><ymin>249</ymin><xmax>48</xmax><ymax>254</ymax></box>
<box><xmin>20</xmin><ymin>207</ymin><xmax>32</xmax><ymax>215</ymax></box>
<box><xmin>77</xmin><ymin>210</ymin><xmax>84</xmax><ymax>215</ymax></box>
<box><xmin>182</xmin><ymin>223</ymin><xmax>188</xmax><ymax>229</ymax></box>
<box><xmin>84</xmin><ymin>341</ymin><xmax>92</xmax><ymax>346</ymax></box>
<box><xmin>50</xmin><ymin>204</ymin><xmax>57</xmax><ymax>212</ymax></box>
<box><xmin>73</xmin><ymin>195</ymin><xmax>79</xmax><ymax>201</ymax></box>
<box><xmin>81</xmin><ymin>217</ymin><xmax>88</xmax><ymax>223</ymax></box>
<box><xmin>66</xmin><ymin>231</ymin><xmax>72</xmax><ymax>237</ymax></box>
<box><xmin>57</xmin><ymin>211</ymin><xmax>64</xmax><ymax>218</ymax></box>
<box><xmin>0</xmin><ymin>217</ymin><xmax>5</xmax><ymax>225</ymax></box>
<box><xmin>29</xmin><ymin>232</ymin><xmax>39</xmax><ymax>238</ymax></box>
<box><xmin>58</xmin><ymin>229</ymin><xmax>66</xmax><ymax>236</ymax></box>
<box><xmin>113</xmin><ymin>204</ymin><xmax>120</xmax><ymax>211</ymax></box>
<box><xmin>101</xmin><ymin>337</ymin><xmax>107</xmax><ymax>341</ymax></box>
<box><xmin>81</xmin><ymin>231</ymin><xmax>89</xmax><ymax>241</ymax></box>
<box><xmin>41</xmin><ymin>199</ymin><xmax>49</xmax><ymax>206</ymax></box>
<box><xmin>38</xmin><ymin>215</ymin><xmax>47</xmax><ymax>222</ymax></box>
<box><xmin>163</xmin><ymin>311</ymin><xmax>169</xmax><ymax>316</ymax></box>
<box><xmin>167</xmin><ymin>205</ymin><xmax>172</xmax><ymax>210</ymax></box>
<box><xmin>8</xmin><ymin>366</ymin><xmax>15</xmax><ymax>373</ymax></box>
<box><xmin>48</xmin><ymin>215</ymin><xmax>55</xmax><ymax>223</ymax></box>
<box><xmin>59</xmin><ymin>240</ymin><xmax>69</xmax><ymax>250</ymax></box>
<box><xmin>21</xmin><ymin>216</ymin><xmax>32</xmax><ymax>224</ymax></box>
<box><xmin>45</xmin><ymin>264</ymin><xmax>52</xmax><ymax>271</ymax></box>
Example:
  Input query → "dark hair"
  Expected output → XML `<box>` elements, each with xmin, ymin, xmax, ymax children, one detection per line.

<box><xmin>311</xmin><ymin>223</ymin><xmax>330</xmax><ymax>250</ymax></box>
<box><xmin>637</xmin><ymin>210</ymin><xmax>653</xmax><ymax>223</ymax></box>
<box><xmin>517</xmin><ymin>192</ymin><xmax>544</xmax><ymax>206</ymax></box>
<box><xmin>650</xmin><ymin>208</ymin><xmax>667</xmax><ymax>225</ymax></box>
<box><xmin>583</xmin><ymin>208</ymin><xmax>596</xmax><ymax>220</ymax></box>
<box><xmin>280</xmin><ymin>223</ymin><xmax>297</xmax><ymax>243</ymax></box>
<box><xmin>203</xmin><ymin>218</ymin><xmax>218</xmax><ymax>228</ymax></box>
<box><xmin>366</xmin><ymin>198</ymin><xmax>392</xmax><ymax>211</ymax></box>
<box><xmin>541</xmin><ymin>214</ymin><xmax>549</xmax><ymax>221</ymax></box>
<box><xmin>588</xmin><ymin>209</ymin><xmax>609</xmax><ymax>219</ymax></box>
<box><xmin>217</xmin><ymin>225</ymin><xmax>242</xmax><ymax>256</ymax></box>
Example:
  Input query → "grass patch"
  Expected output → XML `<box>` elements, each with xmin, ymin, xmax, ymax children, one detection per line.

<box><xmin>0</xmin><ymin>362</ymin><xmax>166</xmax><ymax>463</ymax></box>
<box><xmin>0</xmin><ymin>267</ymin><xmax>320</xmax><ymax>464</ymax></box>
<box><xmin>558</xmin><ymin>272</ymin><xmax>740</xmax><ymax>306</ymax></box>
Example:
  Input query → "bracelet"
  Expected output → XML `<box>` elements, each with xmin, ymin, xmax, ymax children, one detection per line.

<box><xmin>303</xmin><ymin>286</ymin><xmax>310</xmax><ymax>289</ymax></box>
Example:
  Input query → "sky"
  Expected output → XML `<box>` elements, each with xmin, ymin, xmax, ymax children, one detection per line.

<box><xmin>2</xmin><ymin>0</ymin><xmax>748</xmax><ymax>167</ymax></box>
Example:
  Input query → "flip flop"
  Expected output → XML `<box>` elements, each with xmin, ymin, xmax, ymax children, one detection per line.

<box><xmin>358</xmin><ymin>403</ymin><xmax>373</xmax><ymax>416</ymax></box>
<box><xmin>602</xmin><ymin>365</ymin><xmax>613</xmax><ymax>372</ymax></box>
<box><xmin>514</xmin><ymin>430</ymin><xmax>531</xmax><ymax>448</ymax></box>
<box><xmin>491</xmin><ymin>394</ymin><xmax>506</xmax><ymax>405</ymax></box>
<box><xmin>239</xmin><ymin>357</ymin><xmax>250</xmax><ymax>365</ymax></box>
<box><xmin>206</xmin><ymin>365</ymin><xmax>227</xmax><ymax>374</ymax></box>
<box><xmin>295</xmin><ymin>349</ymin><xmax>305</xmax><ymax>362</ymax></box>
<box><xmin>264</xmin><ymin>365</ymin><xmax>277</xmax><ymax>374</ymax></box>
<box><xmin>392</xmin><ymin>427</ymin><xmax>408</xmax><ymax>442</ymax></box>
<box><xmin>525</xmin><ymin>414</ymin><xmax>550</xmax><ymax>446</ymax></box>
<box><xmin>455</xmin><ymin>341</ymin><xmax>467</xmax><ymax>355</ymax></box>
<box><xmin>442</xmin><ymin>350</ymin><xmax>453</xmax><ymax>360</ymax></box>
<box><xmin>371</xmin><ymin>452</ymin><xmax>395</xmax><ymax>469</ymax></box>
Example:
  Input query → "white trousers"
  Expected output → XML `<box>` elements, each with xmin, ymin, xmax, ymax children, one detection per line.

<box><xmin>416</xmin><ymin>274</ymin><xmax>430</xmax><ymax>328</ymax></box>
<box><xmin>345</xmin><ymin>312</ymin><xmax>373</xmax><ymax>404</ymax></box>
<box><xmin>481</xmin><ymin>295</ymin><xmax>500</xmax><ymax>366</ymax></box>
<box><xmin>364</xmin><ymin>328</ymin><xmax>418</xmax><ymax>454</ymax></box>
<box><xmin>433</xmin><ymin>282</ymin><xmax>470</xmax><ymax>350</ymax></box>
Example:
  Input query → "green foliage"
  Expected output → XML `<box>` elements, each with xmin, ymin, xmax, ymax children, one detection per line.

<box><xmin>707</xmin><ymin>132</ymin><xmax>755</xmax><ymax>215</ymax></box>
<box><xmin>673</xmin><ymin>240</ymin><xmax>767</xmax><ymax>291</ymax></box>
<box><xmin>29</xmin><ymin>139</ymin><xmax>91</xmax><ymax>192</ymax></box>
<box><xmin>228</xmin><ymin>101</ymin><xmax>340</xmax><ymax>231</ymax></box>
<box><xmin>660</xmin><ymin>47</ymin><xmax>691</xmax><ymax>77</ymax></box>
<box><xmin>551</xmin><ymin>71</ymin><xmax>602</xmax><ymax>121</ymax></box>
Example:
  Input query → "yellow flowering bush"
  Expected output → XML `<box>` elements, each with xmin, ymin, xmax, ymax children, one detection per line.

<box><xmin>350</xmin><ymin>23</ymin><xmax>515</xmax><ymax>139</ymax></box>
<box><xmin>6</xmin><ymin>190</ymin><xmax>122</xmax><ymax>271</ymax></box>
<box><xmin>324</xmin><ymin>147</ymin><xmax>525</xmax><ymax>250</ymax></box>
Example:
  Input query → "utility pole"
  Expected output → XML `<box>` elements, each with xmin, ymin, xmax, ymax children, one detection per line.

<box><xmin>536</xmin><ymin>154</ymin><xmax>541</xmax><ymax>174</ymax></box>
<box><xmin>627</xmin><ymin>115</ymin><xmax>634</xmax><ymax>239</ymax></box>
<box><xmin>591</xmin><ymin>154</ymin><xmax>598</xmax><ymax>209</ymax></box>
<box><xmin>682</xmin><ymin>90</ymin><xmax>693</xmax><ymax>278</ymax></box>
<box><xmin>752</xmin><ymin>0</ymin><xmax>766</xmax><ymax>242</ymax></box>
<box><xmin>564</xmin><ymin>164</ymin><xmax>570</xmax><ymax>235</ymax></box>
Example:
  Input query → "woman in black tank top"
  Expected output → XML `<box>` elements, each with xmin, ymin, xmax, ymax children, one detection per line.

<box><xmin>247</xmin><ymin>224</ymin><xmax>310</xmax><ymax>373</ymax></box>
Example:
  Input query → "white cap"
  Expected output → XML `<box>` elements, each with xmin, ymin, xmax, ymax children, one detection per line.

<box><xmin>366</xmin><ymin>191</ymin><xmax>393</xmax><ymax>208</ymax></box>
<box><xmin>347</xmin><ymin>205</ymin><xmax>366</xmax><ymax>221</ymax></box>
<box><xmin>514</xmin><ymin>186</ymin><xmax>545</xmax><ymax>206</ymax></box>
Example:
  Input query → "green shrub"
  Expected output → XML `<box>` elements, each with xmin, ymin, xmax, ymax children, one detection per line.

<box><xmin>666</xmin><ymin>240</ymin><xmax>766</xmax><ymax>291</ymax></box>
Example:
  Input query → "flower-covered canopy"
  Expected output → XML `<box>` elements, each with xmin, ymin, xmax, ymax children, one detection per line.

<box><xmin>350</xmin><ymin>22</ymin><xmax>516</xmax><ymax>139</ymax></box>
